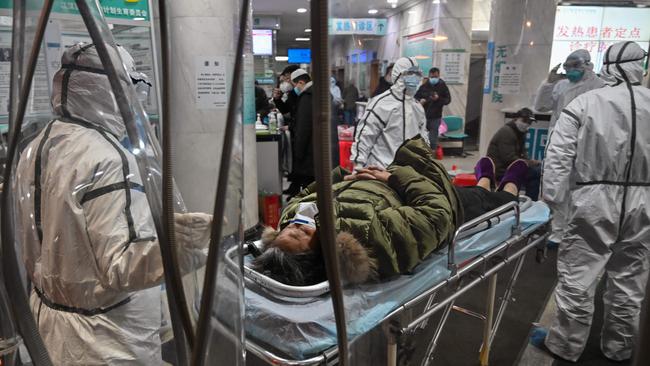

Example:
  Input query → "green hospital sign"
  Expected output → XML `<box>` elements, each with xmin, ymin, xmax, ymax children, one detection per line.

<box><xmin>0</xmin><ymin>0</ymin><xmax>150</xmax><ymax>21</ymax></box>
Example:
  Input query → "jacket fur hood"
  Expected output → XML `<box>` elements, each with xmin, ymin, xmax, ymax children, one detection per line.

<box><xmin>261</xmin><ymin>227</ymin><xmax>377</xmax><ymax>285</ymax></box>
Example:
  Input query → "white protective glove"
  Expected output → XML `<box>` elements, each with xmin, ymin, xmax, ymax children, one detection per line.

<box><xmin>547</xmin><ymin>63</ymin><xmax>566</xmax><ymax>84</ymax></box>
<box><xmin>174</xmin><ymin>212</ymin><xmax>213</xmax><ymax>249</ymax></box>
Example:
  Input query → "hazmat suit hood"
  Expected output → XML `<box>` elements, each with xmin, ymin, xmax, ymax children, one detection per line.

<box><xmin>51</xmin><ymin>43</ymin><xmax>139</xmax><ymax>139</ymax></box>
<box><xmin>600</xmin><ymin>41</ymin><xmax>646</xmax><ymax>86</ymax></box>
<box><xmin>390</xmin><ymin>57</ymin><xmax>419</xmax><ymax>96</ymax></box>
<box><xmin>565</xmin><ymin>49</ymin><xmax>593</xmax><ymax>71</ymax></box>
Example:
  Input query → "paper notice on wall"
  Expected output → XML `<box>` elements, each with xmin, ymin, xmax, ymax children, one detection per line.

<box><xmin>498</xmin><ymin>64</ymin><xmax>522</xmax><ymax>95</ymax></box>
<box><xmin>439</xmin><ymin>50</ymin><xmax>466</xmax><ymax>85</ymax></box>
<box><xmin>195</xmin><ymin>56</ymin><xmax>227</xmax><ymax>109</ymax></box>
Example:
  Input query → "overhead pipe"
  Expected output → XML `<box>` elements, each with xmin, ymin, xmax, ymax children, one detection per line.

<box><xmin>190</xmin><ymin>0</ymin><xmax>249</xmax><ymax>363</ymax></box>
<box><xmin>1</xmin><ymin>0</ymin><xmax>54</xmax><ymax>364</ymax></box>
<box><xmin>74</xmin><ymin>0</ymin><xmax>191</xmax><ymax>362</ymax></box>
<box><xmin>310</xmin><ymin>0</ymin><xmax>350</xmax><ymax>364</ymax></box>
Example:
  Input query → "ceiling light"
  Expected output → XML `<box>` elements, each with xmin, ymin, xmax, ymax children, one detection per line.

<box><xmin>432</xmin><ymin>0</ymin><xmax>441</xmax><ymax>4</ymax></box>
<box><xmin>368</xmin><ymin>9</ymin><xmax>379</xmax><ymax>14</ymax></box>
<box><xmin>525</xmin><ymin>20</ymin><xmax>532</xmax><ymax>27</ymax></box>
<box><xmin>305</xmin><ymin>28</ymin><xmax>312</xmax><ymax>33</ymax></box>
<box><xmin>391</xmin><ymin>4</ymin><xmax>397</xmax><ymax>8</ymax></box>
<box><xmin>387</xmin><ymin>0</ymin><xmax>398</xmax><ymax>3</ymax></box>
<box><xmin>529</xmin><ymin>41</ymin><xmax>535</xmax><ymax>46</ymax></box>
<box><xmin>275</xmin><ymin>23</ymin><xmax>279</xmax><ymax>27</ymax></box>
<box><xmin>133</xmin><ymin>17</ymin><xmax>145</xmax><ymax>21</ymax></box>
<box><xmin>408</xmin><ymin>10</ymin><xmax>416</xmax><ymax>14</ymax></box>
<box><xmin>295</xmin><ymin>37</ymin><xmax>310</xmax><ymax>41</ymax></box>
<box><xmin>297</xmin><ymin>8</ymin><xmax>307</xmax><ymax>13</ymax></box>
<box><xmin>275</xmin><ymin>56</ymin><xmax>289</xmax><ymax>62</ymax></box>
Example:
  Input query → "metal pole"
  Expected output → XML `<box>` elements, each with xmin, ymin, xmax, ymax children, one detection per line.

<box><xmin>310</xmin><ymin>0</ymin><xmax>349</xmax><ymax>364</ymax></box>
<box><xmin>191</xmin><ymin>0</ymin><xmax>249</xmax><ymax>363</ymax></box>
<box><xmin>479</xmin><ymin>274</ymin><xmax>498</xmax><ymax>366</ymax></box>
<box><xmin>1</xmin><ymin>1</ymin><xmax>54</xmax><ymax>364</ymax></box>
<box><xmin>74</xmin><ymin>0</ymin><xmax>191</xmax><ymax>362</ymax></box>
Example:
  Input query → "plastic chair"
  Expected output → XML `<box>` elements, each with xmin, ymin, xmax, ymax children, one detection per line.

<box><xmin>441</xmin><ymin>115</ymin><xmax>469</xmax><ymax>156</ymax></box>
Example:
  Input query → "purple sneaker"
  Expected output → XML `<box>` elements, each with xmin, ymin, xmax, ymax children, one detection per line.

<box><xmin>474</xmin><ymin>157</ymin><xmax>496</xmax><ymax>187</ymax></box>
<box><xmin>498</xmin><ymin>159</ymin><xmax>528</xmax><ymax>191</ymax></box>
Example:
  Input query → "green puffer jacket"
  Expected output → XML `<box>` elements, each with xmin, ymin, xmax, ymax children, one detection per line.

<box><xmin>277</xmin><ymin>136</ymin><xmax>463</xmax><ymax>281</ymax></box>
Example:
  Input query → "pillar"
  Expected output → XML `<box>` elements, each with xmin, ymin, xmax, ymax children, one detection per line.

<box><xmin>478</xmin><ymin>0</ymin><xmax>557</xmax><ymax>155</ymax></box>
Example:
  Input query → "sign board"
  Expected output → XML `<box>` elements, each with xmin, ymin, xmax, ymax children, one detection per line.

<box><xmin>403</xmin><ymin>30</ymin><xmax>434</xmax><ymax>74</ymax></box>
<box><xmin>483</xmin><ymin>41</ymin><xmax>494</xmax><ymax>94</ymax></box>
<box><xmin>439</xmin><ymin>49</ymin><xmax>466</xmax><ymax>85</ymax></box>
<box><xmin>0</xmin><ymin>0</ymin><xmax>150</xmax><ymax>21</ymax></box>
<box><xmin>497</xmin><ymin>64</ymin><xmax>522</xmax><ymax>94</ymax></box>
<box><xmin>329</xmin><ymin>18</ymin><xmax>387</xmax><ymax>36</ymax></box>
<box><xmin>195</xmin><ymin>56</ymin><xmax>228</xmax><ymax>109</ymax></box>
<box><xmin>550</xmin><ymin>6</ymin><xmax>650</xmax><ymax>72</ymax></box>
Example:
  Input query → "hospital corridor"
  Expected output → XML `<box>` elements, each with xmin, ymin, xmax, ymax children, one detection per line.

<box><xmin>0</xmin><ymin>0</ymin><xmax>649</xmax><ymax>366</ymax></box>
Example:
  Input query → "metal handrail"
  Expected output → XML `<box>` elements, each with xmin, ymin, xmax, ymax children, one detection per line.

<box><xmin>448</xmin><ymin>201</ymin><xmax>520</xmax><ymax>275</ymax></box>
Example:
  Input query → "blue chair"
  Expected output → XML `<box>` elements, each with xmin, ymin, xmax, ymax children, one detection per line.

<box><xmin>440</xmin><ymin>115</ymin><xmax>469</xmax><ymax>156</ymax></box>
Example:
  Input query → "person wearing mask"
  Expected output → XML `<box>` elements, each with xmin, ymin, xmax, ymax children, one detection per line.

<box><xmin>372</xmin><ymin>63</ymin><xmax>394</xmax><ymax>97</ymax></box>
<box><xmin>415</xmin><ymin>67</ymin><xmax>451</xmax><ymax>151</ymax></box>
<box><xmin>286</xmin><ymin>69</ymin><xmax>315</xmax><ymax>197</ymax></box>
<box><xmin>330</xmin><ymin>76</ymin><xmax>343</xmax><ymax>108</ymax></box>
<box><xmin>535</xmin><ymin>41</ymin><xmax>650</xmax><ymax>363</ymax></box>
<box><xmin>272</xmin><ymin>64</ymin><xmax>301</xmax><ymax>116</ymax></box>
<box><xmin>534</xmin><ymin>49</ymin><xmax>605</xmax><ymax>245</ymax></box>
<box><xmin>343</xmin><ymin>81</ymin><xmax>360</xmax><ymax>124</ymax></box>
<box><xmin>14</xmin><ymin>43</ymin><xmax>212</xmax><ymax>365</ymax></box>
<box><xmin>487</xmin><ymin>108</ymin><xmax>541</xmax><ymax>200</ymax></box>
<box><xmin>351</xmin><ymin>57</ymin><xmax>429</xmax><ymax>170</ymax></box>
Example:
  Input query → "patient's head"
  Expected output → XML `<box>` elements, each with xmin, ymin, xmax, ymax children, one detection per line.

<box><xmin>251</xmin><ymin>226</ymin><xmax>325</xmax><ymax>286</ymax></box>
<box><xmin>251</xmin><ymin>227</ymin><xmax>379</xmax><ymax>286</ymax></box>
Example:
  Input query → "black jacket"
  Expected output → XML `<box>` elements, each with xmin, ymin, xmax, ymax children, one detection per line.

<box><xmin>414</xmin><ymin>79</ymin><xmax>451</xmax><ymax>121</ymax></box>
<box><xmin>274</xmin><ymin>90</ymin><xmax>298</xmax><ymax>117</ymax></box>
<box><xmin>486</xmin><ymin>121</ymin><xmax>528</xmax><ymax>178</ymax></box>
<box><xmin>292</xmin><ymin>85</ymin><xmax>314</xmax><ymax>177</ymax></box>
<box><xmin>372</xmin><ymin>78</ymin><xmax>392</xmax><ymax>97</ymax></box>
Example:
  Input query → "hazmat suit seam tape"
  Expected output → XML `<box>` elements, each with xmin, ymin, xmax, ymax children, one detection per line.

<box><xmin>561</xmin><ymin>109</ymin><xmax>581</xmax><ymax>125</ymax></box>
<box><xmin>34</xmin><ymin>287</ymin><xmax>132</xmax><ymax>316</ymax></box>
<box><xmin>80</xmin><ymin>181</ymin><xmax>145</xmax><ymax>205</ymax></box>
<box><xmin>33</xmin><ymin>121</ymin><xmax>57</xmax><ymax>244</ymax></box>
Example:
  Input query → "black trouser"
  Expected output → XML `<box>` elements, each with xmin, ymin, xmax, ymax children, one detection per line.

<box><xmin>456</xmin><ymin>186</ymin><xmax>518</xmax><ymax>223</ymax></box>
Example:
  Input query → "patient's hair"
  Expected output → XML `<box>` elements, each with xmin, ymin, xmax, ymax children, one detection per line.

<box><xmin>251</xmin><ymin>246</ymin><xmax>327</xmax><ymax>286</ymax></box>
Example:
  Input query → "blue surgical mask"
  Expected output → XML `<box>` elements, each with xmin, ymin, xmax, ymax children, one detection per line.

<box><xmin>429</xmin><ymin>77</ymin><xmax>440</xmax><ymax>85</ymax></box>
<box><xmin>566</xmin><ymin>70</ymin><xmax>584</xmax><ymax>83</ymax></box>
<box><xmin>403</xmin><ymin>75</ymin><xmax>421</xmax><ymax>95</ymax></box>
<box><xmin>293</xmin><ymin>86</ymin><xmax>301</xmax><ymax>96</ymax></box>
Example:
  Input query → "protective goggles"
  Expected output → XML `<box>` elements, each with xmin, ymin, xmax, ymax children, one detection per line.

<box><xmin>403</xmin><ymin>67</ymin><xmax>423</xmax><ymax>77</ymax></box>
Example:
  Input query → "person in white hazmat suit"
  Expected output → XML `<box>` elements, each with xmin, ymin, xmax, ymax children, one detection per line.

<box><xmin>542</xmin><ymin>41</ymin><xmax>650</xmax><ymax>362</ymax></box>
<box><xmin>351</xmin><ymin>57</ymin><xmax>429</xmax><ymax>169</ymax></box>
<box><xmin>534</xmin><ymin>49</ymin><xmax>604</xmax><ymax>244</ymax></box>
<box><xmin>14</xmin><ymin>43</ymin><xmax>212</xmax><ymax>365</ymax></box>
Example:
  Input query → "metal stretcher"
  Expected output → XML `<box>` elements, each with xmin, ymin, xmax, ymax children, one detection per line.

<box><xmin>226</xmin><ymin>197</ymin><xmax>551</xmax><ymax>366</ymax></box>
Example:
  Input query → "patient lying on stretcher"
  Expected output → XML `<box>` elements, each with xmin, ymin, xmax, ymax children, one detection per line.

<box><xmin>252</xmin><ymin>137</ymin><xmax>527</xmax><ymax>286</ymax></box>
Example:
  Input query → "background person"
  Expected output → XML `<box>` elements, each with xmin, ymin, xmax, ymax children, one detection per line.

<box><xmin>343</xmin><ymin>81</ymin><xmax>359</xmax><ymax>124</ymax></box>
<box><xmin>540</xmin><ymin>41</ymin><xmax>650</xmax><ymax>363</ymax></box>
<box><xmin>351</xmin><ymin>57</ymin><xmax>429</xmax><ymax>170</ymax></box>
<box><xmin>14</xmin><ymin>43</ymin><xmax>212</xmax><ymax>365</ymax></box>
<box><xmin>534</xmin><ymin>49</ymin><xmax>605</xmax><ymax>245</ymax></box>
<box><xmin>415</xmin><ymin>67</ymin><xmax>451</xmax><ymax>151</ymax></box>
<box><xmin>487</xmin><ymin>108</ymin><xmax>541</xmax><ymax>200</ymax></box>
<box><xmin>285</xmin><ymin>69</ymin><xmax>315</xmax><ymax>197</ymax></box>
<box><xmin>372</xmin><ymin>63</ymin><xmax>394</xmax><ymax>97</ymax></box>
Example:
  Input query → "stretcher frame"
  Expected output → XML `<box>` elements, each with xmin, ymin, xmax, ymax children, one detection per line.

<box><xmin>237</xmin><ymin>200</ymin><xmax>550</xmax><ymax>366</ymax></box>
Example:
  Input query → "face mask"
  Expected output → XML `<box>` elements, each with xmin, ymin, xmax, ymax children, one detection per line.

<box><xmin>289</xmin><ymin>202</ymin><xmax>319</xmax><ymax>228</ymax></box>
<box><xmin>403</xmin><ymin>74</ymin><xmax>421</xmax><ymax>95</ymax></box>
<box><xmin>429</xmin><ymin>77</ymin><xmax>440</xmax><ymax>85</ymax></box>
<box><xmin>566</xmin><ymin>69</ymin><xmax>584</xmax><ymax>83</ymax></box>
<box><xmin>293</xmin><ymin>86</ymin><xmax>302</xmax><ymax>96</ymax></box>
<box><xmin>515</xmin><ymin>120</ymin><xmax>530</xmax><ymax>133</ymax></box>
<box><xmin>280</xmin><ymin>81</ymin><xmax>293</xmax><ymax>93</ymax></box>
